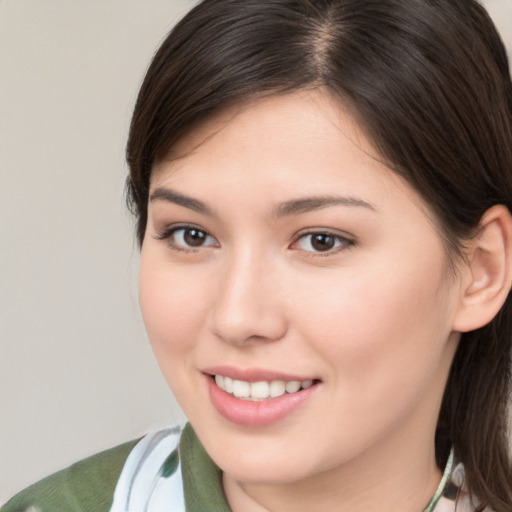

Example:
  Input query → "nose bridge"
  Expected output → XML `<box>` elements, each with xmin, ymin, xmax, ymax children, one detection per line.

<box><xmin>210</xmin><ymin>243</ymin><xmax>286</xmax><ymax>345</ymax></box>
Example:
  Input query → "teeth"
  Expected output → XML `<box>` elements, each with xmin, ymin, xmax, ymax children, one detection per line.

<box><xmin>224</xmin><ymin>376</ymin><xmax>233</xmax><ymax>393</ymax></box>
<box><xmin>269</xmin><ymin>380</ymin><xmax>286</xmax><ymax>398</ymax></box>
<box><xmin>215</xmin><ymin>375</ymin><xmax>224</xmax><ymax>388</ymax></box>
<box><xmin>214</xmin><ymin>376</ymin><xmax>315</xmax><ymax>400</ymax></box>
<box><xmin>232</xmin><ymin>380</ymin><xmax>250</xmax><ymax>398</ymax></box>
<box><xmin>250</xmin><ymin>381</ymin><xmax>270</xmax><ymax>399</ymax></box>
<box><xmin>285</xmin><ymin>381</ymin><xmax>301</xmax><ymax>393</ymax></box>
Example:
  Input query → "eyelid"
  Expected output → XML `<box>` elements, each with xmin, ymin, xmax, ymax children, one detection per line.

<box><xmin>290</xmin><ymin>229</ymin><xmax>355</xmax><ymax>256</ymax></box>
<box><xmin>154</xmin><ymin>223</ymin><xmax>219</xmax><ymax>252</ymax></box>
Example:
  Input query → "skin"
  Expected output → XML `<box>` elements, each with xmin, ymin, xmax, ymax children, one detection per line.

<box><xmin>139</xmin><ymin>90</ymin><xmax>467</xmax><ymax>512</ymax></box>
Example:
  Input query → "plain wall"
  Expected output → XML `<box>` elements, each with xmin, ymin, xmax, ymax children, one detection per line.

<box><xmin>0</xmin><ymin>0</ymin><xmax>194</xmax><ymax>501</ymax></box>
<box><xmin>1</xmin><ymin>0</ymin><xmax>511</xmax><ymax>503</ymax></box>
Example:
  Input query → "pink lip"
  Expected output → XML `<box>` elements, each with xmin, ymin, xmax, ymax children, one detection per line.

<box><xmin>204</xmin><ymin>371</ymin><xmax>320</xmax><ymax>427</ymax></box>
<box><xmin>202</xmin><ymin>365</ymin><xmax>315</xmax><ymax>382</ymax></box>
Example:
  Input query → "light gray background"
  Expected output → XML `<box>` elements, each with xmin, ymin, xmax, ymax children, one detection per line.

<box><xmin>1</xmin><ymin>0</ymin><xmax>511</xmax><ymax>503</ymax></box>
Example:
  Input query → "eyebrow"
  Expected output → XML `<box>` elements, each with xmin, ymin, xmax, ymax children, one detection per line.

<box><xmin>274</xmin><ymin>195</ymin><xmax>376</xmax><ymax>217</ymax></box>
<box><xmin>150</xmin><ymin>187</ymin><xmax>214</xmax><ymax>216</ymax></box>
<box><xmin>149</xmin><ymin>187</ymin><xmax>375</xmax><ymax>218</ymax></box>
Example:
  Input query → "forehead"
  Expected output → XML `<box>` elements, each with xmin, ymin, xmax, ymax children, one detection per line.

<box><xmin>151</xmin><ymin>90</ymin><xmax>377</xmax><ymax>181</ymax></box>
<box><xmin>150</xmin><ymin>90</ymin><xmax>432</xmax><ymax>223</ymax></box>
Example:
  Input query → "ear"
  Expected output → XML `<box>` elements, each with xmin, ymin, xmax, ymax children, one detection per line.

<box><xmin>453</xmin><ymin>205</ymin><xmax>512</xmax><ymax>333</ymax></box>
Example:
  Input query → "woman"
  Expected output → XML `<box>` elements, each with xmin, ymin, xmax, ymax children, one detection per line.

<box><xmin>3</xmin><ymin>0</ymin><xmax>511</xmax><ymax>511</ymax></box>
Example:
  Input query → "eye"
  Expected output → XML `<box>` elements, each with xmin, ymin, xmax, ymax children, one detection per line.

<box><xmin>292</xmin><ymin>231</ymin><xmax>353</xmax><ymax>255</ymax></box>
<box><xmin>156</xmin><ymin>225</ymin><xmax>218</xmax><ymax>251</ymax></box>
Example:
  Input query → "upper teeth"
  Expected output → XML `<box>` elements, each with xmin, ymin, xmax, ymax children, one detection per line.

<box><xmin>215</xmin><ymin>375</ymin><xmax>313</xmax><ymax>401</ymax></box>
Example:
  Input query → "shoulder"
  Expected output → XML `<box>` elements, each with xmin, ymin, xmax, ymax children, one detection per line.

<box><xmin>1</xmin><ymin>439</ymin><xmax>140</xmax><ymax>512</ymax></box>
<box><xmin>1</xmin><ymin>425</ymin><xmax>227</xmax><ymax>512</ymax></box>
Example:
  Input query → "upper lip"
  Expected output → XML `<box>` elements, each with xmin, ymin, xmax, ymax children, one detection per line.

<box><xmin>202</xmin><ymin>365</ymin><xmax>318</xmax><ymax>382</ymax></box>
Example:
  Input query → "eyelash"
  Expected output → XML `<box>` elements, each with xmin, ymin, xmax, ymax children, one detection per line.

<box><xmin>155</xmin><ymin>225</ymin><xmax>354</xmax><ymax>256</ymax></box>
<box><xmin>155</xmin><ymin>224</ymin><xmax>218</xmax><ymax>253</ymax></box>
<box><xmin>291</xmin><ymin>230</ymin><xmax>355</xmax><ymax>257</ymax></box>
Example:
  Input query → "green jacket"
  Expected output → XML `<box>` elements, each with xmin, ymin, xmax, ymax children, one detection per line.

<box><xmin>1</xmin><ymin>440</ymin><xmax>138</xmax><ymax>512</ymax></box>
<box><xmin>1</xmin><ymin>425</ymin><xmax>230</xmax><ymax>512</ymax></box>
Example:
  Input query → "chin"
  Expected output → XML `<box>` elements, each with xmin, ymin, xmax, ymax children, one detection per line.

<box><xmin>221</xmin><ymin>457</ymin><xmax>315</xmax><ymax>485</ymax></box>
<box><xmin>194</xmin><ymin>423</ymin><xmax>328</xmax><ymax>485</ymax></box>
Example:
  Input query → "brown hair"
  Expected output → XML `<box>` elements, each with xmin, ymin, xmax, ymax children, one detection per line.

<box><xmin>126</xmin><ymin>0</ymin><xmax>512</xmax><ymax>509</ymax></box>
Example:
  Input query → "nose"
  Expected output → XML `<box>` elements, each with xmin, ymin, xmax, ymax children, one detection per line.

<box><xmin>209</xmin><ymin>248</ymin><xmax>288</xmax><ymax>346</ymax></box>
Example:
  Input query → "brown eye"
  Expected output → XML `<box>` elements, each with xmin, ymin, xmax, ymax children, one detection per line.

<box><xmin>157</xmin><ymin>226</ymin><xmax>218</xmax><ymax>250</ymax></box>
<box><xmin>183</xmin><ymin>228</ymin><xmax>208</xmax><ymax>247</ymax></box>
<box><xmin>293</xmin><ymin>231</ymin><xmax>353</xmax><ymax>255</ymax></box>
<box><xmin>310</xmin><ymin>234</ymin><xmax>336</xmax><ymax>252</ymax></box>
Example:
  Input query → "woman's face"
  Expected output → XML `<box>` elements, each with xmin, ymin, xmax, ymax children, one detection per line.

<box><xmin>139</xmin><ymin>91</ymin><xmax>463</xmax><ymax>485</ymax></box>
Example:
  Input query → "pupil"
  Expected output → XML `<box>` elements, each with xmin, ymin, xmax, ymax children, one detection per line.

<box><xmin>184</xmin><ymin>229</ymin><xmax>206</xmax><ymax>247</ymax></box>
<box><xmin>312</xmin><ymin>234</ymin><xmax>334</xmax><ymax>251</ymax></box>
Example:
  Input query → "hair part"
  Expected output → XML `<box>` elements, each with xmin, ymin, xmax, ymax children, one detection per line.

<box><xmin>126</xmin><ymin>1</ymin><xmax>512</xmax><ymax>509</ymax></box>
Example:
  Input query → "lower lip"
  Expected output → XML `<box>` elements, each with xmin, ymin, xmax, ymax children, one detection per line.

<box><xmin>206</xmin><ymin>376</ymin><xmax>319</xmax><ymax>427</ymax></box>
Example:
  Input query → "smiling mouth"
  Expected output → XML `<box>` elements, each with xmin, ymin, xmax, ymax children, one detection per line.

<box><xmin>213</xmin><ymin>375</ymin><xmax>317</xmax><ymax>401</ymax></box>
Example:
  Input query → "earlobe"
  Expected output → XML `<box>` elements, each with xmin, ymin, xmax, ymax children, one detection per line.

<box><xmin>453</xmin><ymin>205</ymin><xmax>512</xmax><ymax>333</ymax></box>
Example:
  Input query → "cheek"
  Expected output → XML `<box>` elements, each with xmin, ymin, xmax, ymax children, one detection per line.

<box><xmin>138</xmin><ymin>254</ymin><xmax>216</xmax><ymax>412</ymax></box>
<box><xmin>293</xmin><ymin>254</ymin><xmax>455</xmax><ymax>402</ymax></box>
<box><xmin>138</xmin><ymin>253</ymin><xmax>210</xmax><ymax>356</ymax></box>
